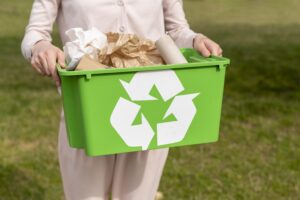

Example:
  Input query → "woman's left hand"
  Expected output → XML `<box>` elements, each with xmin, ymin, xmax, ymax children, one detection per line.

<box><xmin>193</xmin><ymin>34</ymin><xmax>223</xmax><ymax>57</ymax></box>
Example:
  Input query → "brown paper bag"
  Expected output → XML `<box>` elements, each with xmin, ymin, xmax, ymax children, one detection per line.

<box><xmin>76</xmin><ymin>55</ymin><xmax>107</xmax><ymax>71</ymax></box>
<box><xmin>98</xmin><ymin>32</ymin><xmax>165</xmax><ymax>68</ymax></box>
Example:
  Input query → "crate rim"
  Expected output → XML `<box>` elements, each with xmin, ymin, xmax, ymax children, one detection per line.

<box><xmin>57</xmin><ymin>48</ymin><xmax>230</xmax><ymax>77</ymax></box>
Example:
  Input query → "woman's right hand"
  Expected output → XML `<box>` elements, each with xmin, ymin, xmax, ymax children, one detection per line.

<box><xmin>31</xmin><ymin>40</ymin><xmax>65</xmax><ymax>86</ymax></box>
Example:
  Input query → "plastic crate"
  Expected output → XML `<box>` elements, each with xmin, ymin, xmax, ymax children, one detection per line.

<box><xmin>57</xmin><ymin>48</ymin><xmax>230</xmax><ymax>156</ymax></box>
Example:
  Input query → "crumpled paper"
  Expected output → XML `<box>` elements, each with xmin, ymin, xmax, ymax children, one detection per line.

<box><xmin>63</xmin><ymin>27</ymin><xmax>107</xmax><ymax>70</ymax></box>
<box><xmin>76</xmin><ymin>55</ymin><xmax>108</xmax><ymax>71</ymax></box>
<box><xmin>98</xmin><ymin>32</ymin><xmax>164</xmax><ymax>68</ymax></box>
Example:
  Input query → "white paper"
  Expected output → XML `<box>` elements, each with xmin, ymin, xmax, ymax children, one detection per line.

<box><xmin>155</xmin><ymin>35</ymin><xmax>187</xmax><ymax>64</ymax></box>
<box><xmin>63</xmin><ymin>27</ymin><xmax>108</xmax><ymax>70</ymax></box>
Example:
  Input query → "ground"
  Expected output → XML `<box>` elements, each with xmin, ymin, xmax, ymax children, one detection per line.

<box><xmin>0</xmin><ymin>0</ymin><xmax>299</xmax><ymax>199</ymax></box>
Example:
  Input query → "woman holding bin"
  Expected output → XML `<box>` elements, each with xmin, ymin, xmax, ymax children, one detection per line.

<box><xmin>22</xmin><ymin>0</ymin><xmax>222</xmax><ymax>199</ymax></box>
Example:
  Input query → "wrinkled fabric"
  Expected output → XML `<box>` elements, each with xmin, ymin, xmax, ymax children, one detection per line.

<box><xmin>21</xmin><ymin>0</ymin><xmax>198</xmax><ymax>61</ymax></box>
<box><xmin>58</xmin><ymin>111</ymin><xmax>169</xmax><ymax>200</ymax></box>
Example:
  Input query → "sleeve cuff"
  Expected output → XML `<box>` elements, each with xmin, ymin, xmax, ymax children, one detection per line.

<box><xmin>170</xmin><ymin>29</ymin><xmax>197</xmax><ymax>48</ymax></box>
<box><xmin>21</xmin><ymin>31</ymin><xmax>49</xmax><ymax>61</ymax></box>
<box><xmin>183</xmin><ymin>30</ymin><xmax>198</xmax><ymax>48</ymax></box>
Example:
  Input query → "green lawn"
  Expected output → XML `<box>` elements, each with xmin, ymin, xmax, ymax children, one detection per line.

<box><xmin>0</xmin><ymin>0</ymin><xmax>300</xmax><ymax>199</ymax></box>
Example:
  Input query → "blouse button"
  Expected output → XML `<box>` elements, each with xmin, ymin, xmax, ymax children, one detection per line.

<box><xmin>119</xmin><ymin>26</ymin><xmax>125</xmax><ymax>32</ymax></box>
<box><xmin>117</xmin><ymin>0</ymin><xmax>124</xmax><ymax>6</ymax></box>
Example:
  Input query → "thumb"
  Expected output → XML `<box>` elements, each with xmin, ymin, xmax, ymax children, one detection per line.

<box><xmin>50</xmin><ymin>62</ymin><xmax>61</xmax><ymax>87</ymax></box>
<box><xmin>52</xmin><ymin>69</ymin><xmax>61</xmax><ymax>87</ymax></box>
<box><xmin>57</xmin><ymin>50</ymin><xmax>66</xmax><ymax>68</ymax></box>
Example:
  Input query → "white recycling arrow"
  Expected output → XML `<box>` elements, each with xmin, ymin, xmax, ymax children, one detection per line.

<box><xmin>111</xmin><ymin>69</ymin><xmax>200</xmax><ymax>150</ymax></box>
<box><xmin>110</xmin><ymin>97</ymin><xmax>155</xmax><ymax>150</ymax></box>
<box><xmin>120</xmin><ymin>70</ymin><xmax>184</xmax><ymax>101</ymax></box>
<box><xmin>157</xmin><ymin>93</ymin><xmax>200</xmax><ymax>146</ymax></box>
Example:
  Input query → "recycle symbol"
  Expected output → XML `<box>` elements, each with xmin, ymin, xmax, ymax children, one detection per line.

<box><xmin>110</xmin><ymin>70</ymin><xmax>200</xmax><ymax>150</ymax></box>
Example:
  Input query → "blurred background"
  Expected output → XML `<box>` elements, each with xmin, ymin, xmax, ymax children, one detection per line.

<box><xmin>0</xmin><ymin>0</ymin><xmax>299</xmax><ymax>199</ymax></box>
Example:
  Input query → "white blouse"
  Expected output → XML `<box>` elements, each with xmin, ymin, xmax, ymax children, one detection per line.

<box><xmin>21</xmin><ymin>0</ymin><xmax>198</xmax><ymax>60</ymax></box>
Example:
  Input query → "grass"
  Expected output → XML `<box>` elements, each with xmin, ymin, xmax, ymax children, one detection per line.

<box><xmin>0</xmin><ymin>0</ymin><xmax>300</xmax><ymax>199</ymax></box>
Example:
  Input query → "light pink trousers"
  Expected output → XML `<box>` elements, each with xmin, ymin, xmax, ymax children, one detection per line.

<box><xmin>58</xmin><ymin>111</ymin><xmax>169</xmax><ymax>200</ymax></box>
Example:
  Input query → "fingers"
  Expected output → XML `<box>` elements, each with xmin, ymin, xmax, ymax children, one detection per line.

<box><xmin>55</xmin><ymin>49</ymin><xmax>65</xmax><ymax>86</ymax></box>
<box><xmin>30</xmin><ymin>42</ymin><xmax>65</xmax><ymax>86</ymax></box>
<box><xmin>194</xmin><ymin>36</ymin><xmax>223</xmax><ymax>57</ymax></box>
<box><xmin>31</xmin><ymin>57</ymin><xmax>43</xmax><ymax>75</ymax></box>
<box><xmin>217</xmin><ymin>46</ymin><xmax>223</xmax><ymax>56</ymax></box>
<box><xmin>205</xmin><ymin>42</ymin><xmax>218</xmax><ymax>56</ymax></box>
<box><xmin>45</xmin><ymin>51</ymin><xmax>60</xmax><ymax>86</ymax></box>
<box><xmin>38</xmin><ymin>52</ymin><xmax>51</xmax><ymax>76</ymax></box>
<box><xmin>195</xmin><ymin>41</ymin><xmax>211</xmax><ymax>57</ymax></box>
<box><xmin>51</xmin><ymin>67</ymin><xmax>61</xmax><ymax>87</ymax></box>
<box><xmin>204</xmin><ymin>41</ymin><xmax>222</xmax><ymax>56</ymax></box>
<box><xmin>57</xmin><ymin>50</ymin><xmax>65</xmax><ymax>68</ymax></box>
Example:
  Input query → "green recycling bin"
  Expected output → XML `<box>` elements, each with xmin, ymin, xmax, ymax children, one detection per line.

<box><xmin>58</xmin><ymin>48</ymin><xmax>230</xmax><ymax>156</ymax></box>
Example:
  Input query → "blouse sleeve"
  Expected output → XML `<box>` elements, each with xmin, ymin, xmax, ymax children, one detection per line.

<box><xmin>163</xmin><ymin>0</ymin><xmax>199</xmax><ymax>48</ymax></box>
<box><xmin>21</xmin><ymin>0</ymin><xmax>61</xmax><ymax>61</ymax></box>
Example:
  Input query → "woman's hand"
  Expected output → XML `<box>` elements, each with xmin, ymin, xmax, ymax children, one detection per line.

<box><xmin>193</xmin><ymin>34</ymin><xmax>223</xmax><ymax>57</ymax></box>
<box><xmin>31</xmin><ymin>40</ymin><xmax>65</xmax><ymax>86</ymax></box>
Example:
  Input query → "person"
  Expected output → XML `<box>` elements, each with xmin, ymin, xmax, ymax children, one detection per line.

<box><xmin>21</xmin><ymin>0</ymin><xmax>222</xmax><ymax>199</ymax></box>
